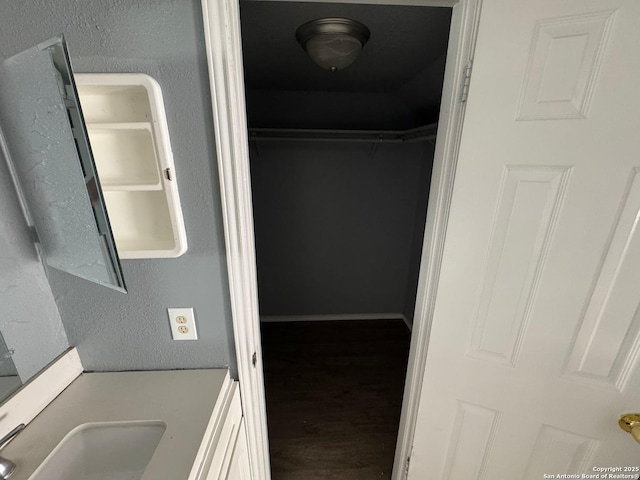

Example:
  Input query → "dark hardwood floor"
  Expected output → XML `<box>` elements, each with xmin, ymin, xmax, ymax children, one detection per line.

<box><xmin>262</xmin><ymin>319</ymin><xmax>411</xmax><ymax>480</ymax></box>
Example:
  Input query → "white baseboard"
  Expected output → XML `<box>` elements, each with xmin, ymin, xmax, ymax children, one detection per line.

<box><xmin>402</xmin><ymin>315</ymin><xmax>413</xmax><ymax>332</ymax></box>
<box><xmin>261</xmin><ymin>313</ymin><xmax>411</xmax><ymax>331</ymax></box>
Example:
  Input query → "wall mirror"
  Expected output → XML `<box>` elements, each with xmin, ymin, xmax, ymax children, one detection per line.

<box><xmin>0</xmin><ymin>36</ymin><xmax>126</xmax><ymax>293</ymax></box>
<box><xmin>0</xmin><ymin>36</ymin><xmax>127</xmax><ymax>403</ymax></box>
<box><xmin>0</xmin><ymin>334</ymin><xmax>21</xmax><ymax>403</ymax></box>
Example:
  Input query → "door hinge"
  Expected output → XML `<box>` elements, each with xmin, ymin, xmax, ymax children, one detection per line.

<box><xmin>460</xmin><ymin>60</ymin><xmax>473</xmax><ymax>103</ymax></box>
<box><xmin>252</xmin><ymin>351</ymin><xmax>257</xmax><ymax>367</ymax></box>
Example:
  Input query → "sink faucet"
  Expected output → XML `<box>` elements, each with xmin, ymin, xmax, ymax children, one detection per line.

<box><xmin>0</xmin><ymin>424</ymin><xmax>25</xmax><ymax>479</ymax></box>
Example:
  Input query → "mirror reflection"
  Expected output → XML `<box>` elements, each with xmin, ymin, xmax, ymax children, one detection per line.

<box><xmin>0</xmin><ymin>334</ymin><xmax>20</xmax><ymax>402</ymax></box>
<box><xmin>0</xmin><ymin>36</ymin><xmax>128</xmax><ymax>404</ymax></box>
<box><xmin>0</xmin><ymin>36</ymin><xmax>126</xmax><ymax>293</ymax></box>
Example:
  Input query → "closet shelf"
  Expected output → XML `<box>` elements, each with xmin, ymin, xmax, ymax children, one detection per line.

<box><xmin>248</xmin><ymin>123</ymin><xmax>438</xmax><ymax>144</ymax></box>
<box><xmin>86</xmin><ymin>124</ymin><xmax>160</xmax><ymax>189</ymax></box>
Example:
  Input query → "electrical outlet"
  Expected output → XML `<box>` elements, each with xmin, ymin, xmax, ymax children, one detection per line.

<box><xmin>168</xmin><ymin>308</ymin><xmax>198</xmax><ymax>340</ymax></box>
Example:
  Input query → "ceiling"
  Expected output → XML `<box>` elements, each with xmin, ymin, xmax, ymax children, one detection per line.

<box><xmin>239</xmin><ymin>1</ymin><xmax>452</xmax><ymax>130</ymax></box>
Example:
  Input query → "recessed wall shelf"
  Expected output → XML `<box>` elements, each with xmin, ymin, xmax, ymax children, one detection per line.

<box><xmin>75</xmin><ymin>74</ymin><xmax>187</xmax><ymax>258</ymax></box>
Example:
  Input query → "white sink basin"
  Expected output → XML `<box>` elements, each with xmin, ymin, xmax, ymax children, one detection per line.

<box><xmin>29</xmin><ymin>421</ymin><xmax>166</xmax><ymax>480</ymax></box>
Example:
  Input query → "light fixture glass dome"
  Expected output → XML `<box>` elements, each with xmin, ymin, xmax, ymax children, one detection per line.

<box><xmin>296</xmin><ymin>18</ymin><xmax>370</xmax><ymax>72</ymax></box>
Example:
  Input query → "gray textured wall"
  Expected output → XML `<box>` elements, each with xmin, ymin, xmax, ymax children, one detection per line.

<box><xmin>250</xmin><ymin>140</ymin><xmax>432</xmax><ymax>319</ymax></box>
<box><xmin>403</xmin><ymin>143</ymin><xmax>434</xmax><ymax>325</ymax></box>
<box><xmin>0</xmin><ymin>0</ymin><xmax>234</xmax><ymax>373</ymax></box>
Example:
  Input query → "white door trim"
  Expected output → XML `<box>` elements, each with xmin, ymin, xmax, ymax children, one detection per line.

<box><xmin>200</xmin><ymin>1</ymin><xmax>270</xmax><ymax>478</ymax></box>
<box><xmin>200</xmin><ymin>1</ymin><xmax>482</xmax><ymax>479</ymax></box>
<box><xmin>391</xmin><ymin>1</ymin><xmax>483</xmax><ymax>477</ymax></box>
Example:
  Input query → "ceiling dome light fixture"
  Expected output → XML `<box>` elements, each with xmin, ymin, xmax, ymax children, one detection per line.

<box><xmin>296</xmin><ymin>18</ymin><xmax>370</xmax><ymax>72</ymax></box>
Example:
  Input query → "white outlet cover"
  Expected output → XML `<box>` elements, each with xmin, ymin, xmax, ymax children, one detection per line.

<box><xmin>167</xmin><ymin>308</ymin><xmax>198</xmax><ymax>340</ymax></box>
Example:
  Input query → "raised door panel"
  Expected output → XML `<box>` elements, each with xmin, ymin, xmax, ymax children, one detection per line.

<box><xmin>224</xmin><ymin>418</ymin><xmax>252</xmax><ymax>480</ymax></box>
<box><xmin>205</xmin><ymin>385</ymin><xmax>244</xmax><ymax>480</ymax></box>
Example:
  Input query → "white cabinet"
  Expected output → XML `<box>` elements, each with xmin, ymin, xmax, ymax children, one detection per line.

<box><xmin>75</xmin><ymin>74</ymin><xmax>188</xmax><ymax>259</ymax></box>
<box><xmin>192</xmin><ymin>382</ymin><xmax>252</xmax><ymax>480</ymax></box>
<box><xmin>206</xmin><ymin>384</ymin><xmax>251</xmax><ymax>480</ymax></box>
<box><xmin>222</xmin><ymin>418</ymin><xmax>251</xmax><ymax>480</ymax></box>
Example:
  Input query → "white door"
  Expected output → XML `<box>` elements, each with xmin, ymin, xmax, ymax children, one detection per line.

<box><xmin>409</xmin><ymin>0</ymin><xmax>640</xmax><ymax>478</ymax></box>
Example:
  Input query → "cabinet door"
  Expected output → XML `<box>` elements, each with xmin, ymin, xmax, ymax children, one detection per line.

<box><xmin>223</xmin><ymin>418</ymin><xmax>251</xmax><ymax>480</ymax></box>
<box><xmin>204</xmin><ymin>384</ymin><xmax>250</xmax><ymax>480</ymax></box>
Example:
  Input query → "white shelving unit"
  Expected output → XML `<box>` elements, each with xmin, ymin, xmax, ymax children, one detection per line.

<box><xmin>75</xmin><ymin>74</ymin><xmax>187</xmax><ymax>258</ymax></box>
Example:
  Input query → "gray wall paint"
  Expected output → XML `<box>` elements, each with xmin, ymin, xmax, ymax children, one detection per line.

<box><xmin>0</xmin><ymin>136</ymin><xmax>69</xmax><ymax>381</ymax></box>
<box><xmin>250</xmin><ymin>140</ymin><xmax>432</xmax><ymax>318</ymax></box>
<box><xmin>0</xmin><ymin>0</ymin><xmax>234</xmax><ymax>373</ymax></box>
<box><xmin>246</xmin><ymin>90</ymin><xmax>420</xmax><ymax>130</ymax></box>
<box><xmin>240</xmin><ymin>1</ymin><xmax>451</xmax><ymax>129</ymax></box>
<box><xmin>403</xmin><ymin>143</ymin><xmax>434</xmax><ymax>325</ymax></box>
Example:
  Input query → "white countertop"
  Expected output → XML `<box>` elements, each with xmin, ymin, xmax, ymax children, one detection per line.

<box><xmin>3</xmin><ymin>369</ymin><xmax>230</xmax><ymax>480</ymax></box>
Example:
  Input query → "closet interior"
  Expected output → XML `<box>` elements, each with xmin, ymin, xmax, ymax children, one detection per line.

<box><xmin>239</xmin><ymin>2</ymin><xmax>452</xmax><ymax>478</ymax></box>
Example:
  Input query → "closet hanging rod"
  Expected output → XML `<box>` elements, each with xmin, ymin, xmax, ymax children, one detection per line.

<box><xmin>247</xmin><ymin>123</ymin><xmax>437</xmax><ymax>144</ymax></box>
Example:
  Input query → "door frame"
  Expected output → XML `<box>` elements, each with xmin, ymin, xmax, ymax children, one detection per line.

<box><xmin>200</xmin><ymin>1</ymin><xmax>482</xmax><ymax>478</ymax></box>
